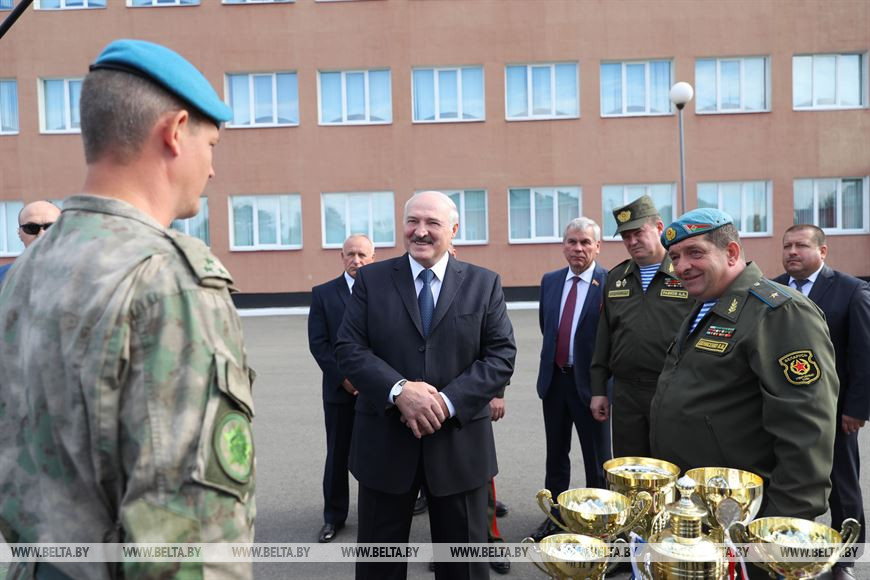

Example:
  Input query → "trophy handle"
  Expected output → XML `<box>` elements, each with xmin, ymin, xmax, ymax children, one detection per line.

<box><xmin>622</xmin><ymin>490</ymin><xmax>652</xmax><ymax>535</ymax></box>
<box><xmin>833</xmin><ymin>518</ymin><xmax>861</xmax><ymax>568</ymax></box>
<box><xmin>727</xmin><ymin>522</ymin><xmax>749</xmax><ymax>544</ymax></box>
<box><xmin>535</xmin><ymin>489</ymin><xmax>571</xmax><ymax>533</ymax></box>
<box><xmin>521</xmin><ymin>537</ymin><xmax>554</xmax><ymax>578</ymax></box>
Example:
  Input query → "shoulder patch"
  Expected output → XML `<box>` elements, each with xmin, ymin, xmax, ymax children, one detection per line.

<box><xmin>167</xmin><ymin>230</ymin><xmax>234</xmax><ymax>288</ymax></box>
<box><xmin>778</xmin><ymin>350</ymin><xmax>821</xmax><ymax>386</ymax></box>
<box><xmin>748</xmin><ymin>279</ymin><xmax>792</xmax><ymax>309</ymax></box>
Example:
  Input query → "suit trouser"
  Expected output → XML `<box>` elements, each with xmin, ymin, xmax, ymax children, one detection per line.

<box><xmin>356</xmin><ymin>466</ymin><xmax>489</xmax><ymax>580</ymax></box>
<box><xmin>542</xmin><ymin>367</ymin><xmax>612</xmax><ymax>497</ymax></box>
<box><xmin>611</xmin><ymin>378</ymin><xmax>657</xmax><ymax>458</ymax></box>
<box><xmin>829</xmin><ymin>422</ymin><xmax>866</xmax><ymax>563</ymax></box>
<box><xmin>323</xmin><ymin>401</ymin><xmax>355</xmax><ymax>525</ymax></box>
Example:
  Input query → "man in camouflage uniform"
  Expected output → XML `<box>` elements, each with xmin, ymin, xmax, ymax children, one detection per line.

<box><xmin>650</xmin><ymin>208</ymin><xmax>837</xmax><ymax>519</ymax></box>
<box><xmin>589</xmin><ymin>195</ymin><xmax>694</xmax><ymax>457</ymax></box>
<box><xmin>0</xmin><ymin>40</ymin><xmax>255</xmax><ymax>579</ymax></box>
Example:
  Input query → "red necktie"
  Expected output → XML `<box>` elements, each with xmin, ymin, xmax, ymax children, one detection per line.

<box><xmin>555</xmin><ymin>276</ymin><xmax>580</xmax><ymax>368</ymax></box>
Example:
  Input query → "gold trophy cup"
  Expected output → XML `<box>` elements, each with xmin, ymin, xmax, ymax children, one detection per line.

<box><xmin>730</xmin><ymin>517</ymin><xmax>861</xmax><ymax>579</ymax></box>
<box><xmin>684</xmin><ymin>467</ymin><xmax>763</xmax><ymax>540</ymax></box>
<box><xmin>603</xmin><ymin>457</ymin><xmax>680</xmax><ymax>538</ymax></box>
<box><xmin>536</xmin><ymin>487</ymin><xmax>652</xmax><ymax>540</ymax></box>
<box><xmin>522</xmin><ymin>533</ymin><xmax>609</xmax><ymax>579</ymax></box>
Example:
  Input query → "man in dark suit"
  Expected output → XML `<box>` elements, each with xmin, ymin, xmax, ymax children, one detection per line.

<box><xmin>530</xmin><ymin>217</ymin><xmax>611</xmax><ymax>542</ymax></box>
<box><xmin>336</xmin><ymin>191</ymin><xmax>516</xmax><ymax>580</ymax></box>
<box><xmin>776</xmin><ymin>224</ymin><xmax>870</xmax><ymax>580</ymax></box>
<box><xmin>308</xmin><ymin>234</ymin><xmax>375</xmax><ymax>543</ymax></box>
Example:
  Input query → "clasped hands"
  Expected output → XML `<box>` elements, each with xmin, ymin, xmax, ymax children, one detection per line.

<box><xmin>396</xmin><ymin>381</ymin><xmax>449</xmax><ymax>439</ymax></box>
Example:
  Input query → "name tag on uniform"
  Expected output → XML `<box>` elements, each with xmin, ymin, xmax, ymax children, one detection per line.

<box><xmin>608</xmin><ymin>289</ymin><xmax>630</xmax><ymax>298</ymax></box>
<box><xmin>660</xmin><ymin>289</ymin><xmax>689</xmax><ymax>299</ymax></box>
<box><xmin>695</xmin><ymin>339</ymin><xmax>729</xmax><ymax>353</ymax></box>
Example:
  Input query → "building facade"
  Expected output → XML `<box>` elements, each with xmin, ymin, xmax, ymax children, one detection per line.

<box><xmin>1</xmin><ymin>0</ymin><xmax>868</xmax><ymax>300</ymax></box>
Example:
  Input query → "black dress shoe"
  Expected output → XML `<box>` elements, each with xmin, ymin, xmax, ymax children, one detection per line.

<box><xmin>489</xmin><ymin>557</ymin><xmax>511</xmax><ymax>574</ymax></box>
<box><xmin>494</xmin><ymin>500</ymin><xmax>508</xmax><ymax>518</ymax></box>
<box><xmin>529</xmin><ymin>518</ymin><xmax>561</xmax><ymax>542</ymax></box>
<box><xmin>413</xmin><ymin>494</ymin><xmax>428</xmax><ymax>515</ymax></box>
<box><xmin>318</xmin><ymin>522</ymin><xmax>344</xmax><ymax>543</ymax></box>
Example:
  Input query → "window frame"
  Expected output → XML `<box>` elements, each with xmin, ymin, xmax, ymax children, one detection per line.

<box><xmin>170</xmin><ymin>197</ymin><xmax>210</xmax><ymax>246</ymax></box>
<box><xmin>504</xmin><ymin>62</ymin><xmax>580</xmax><ymax>121</ymax></box>
<box><xmin>228</xmin><ymin>194</ymin><xmax>303</xmax><ymax>251</ymax></box>
<box><xmin>317</xmin><ymin>69</ymin><xmax>392</xmax><ymax>126</ymax></box>
<box><xmin>320</xmin><ymin>191</ymin><xmax>395</xmax><ymax>249</ymax></box>
<box><xmin>0</xmin><ymin>79</ymin><xmax>18</xmax><ymax>135</ymax></box>
<box><xmin>38</xmin><ymin>77</ymin><xmax>83</xmax><ymax>134</ymax></box>
<box><xmin>35</xmin><ymin>0</ymin><xmax>106</xmax><ymax>8</ymax></box>
<box><xmin>600</xmin><ymin>183</ymin><xmax>676</xmax><ymax>239</ymax></box>
<box><xmin>222</xmin><ymin>0</ymin><xmax>292</xmax><ymax>4</ymax></box>
<box><xmin>695</xmin><ymin>56</ymin><xmax>770</xmax><ymax>114</ymax></box>
<box><xmin>696</xmin><ymin>180</ymin><xmax>773</xmax><ymax>237</ymax></box>
<box><xmin>0</xmin><ymin>201</ymin><xmax>24</xmax><ymax>257</ymax></box>
<box><xmin>507</xmin><ymin>185</ymin><xmax>582</xmax><ymax>244</ymax></box>
<box><xmin>225</xmin><ymin>71</ymin><xmax>299</xmax><ymax>128</ymax></box>
<box><xmin>127</xmin><ymin>0</ymin><xmax>199</xmax><ymax>6</ymax></box>
<box><xmin>411</xmin><ymin>65</ymin><xmax>485</xmax><ymax>124</ymax></box>
<box><xmin>600</xmin><ymin>59</ymin><xmax>673</xmax><ymax>117</ymax></box>
<box><xmin>428</xmin><ymin>189</ymin><xmax>489</xmax><ymax>245</ymax></box>
<box><xmin>793</xmin><ymin>53</ymin><xmax>867</xmax><ymax>111</ymax></box>
<box><xmin>0</xmin><ymin>0</ymin><xmax>12</xmax><ymax>9</ymax></box>
<box><xmin>793</xmin><ymin>177</ymin><xmax>870</xmax><ymax>235</ymax></box>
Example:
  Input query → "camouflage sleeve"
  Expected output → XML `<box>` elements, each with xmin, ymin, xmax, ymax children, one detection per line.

<box><xmin>118</xmin><ymin>256</ymin><xmax>255</xmax><ymax>578</ymax></box>
<box><xmin>589</xmin><ymin>295</ymin><xmax>612</xmax><ymax>397</ymax></box>
<box><xmin>750</xmin><ymin>299</ymin><xmax>838</xmax><ymax>519</ymax></box>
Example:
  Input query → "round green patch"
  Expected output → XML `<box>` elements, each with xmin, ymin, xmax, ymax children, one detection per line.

<box><xmin>214</xmin><ymin>411</ymin><xmax>253</xmax><ymax>483</ymax></box>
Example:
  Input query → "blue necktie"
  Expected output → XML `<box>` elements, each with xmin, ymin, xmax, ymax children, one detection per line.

<box><xmin>418</xmin><ymin>269</ymin><xmax>434</xmax><ymax>337</ymax></box>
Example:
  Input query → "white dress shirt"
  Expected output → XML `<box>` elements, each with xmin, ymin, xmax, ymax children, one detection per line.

<box><xmin>344</xmin><ymin>271</ymin><xmax>355</xmax><ymax>293</ymax></box>
<box><xmin>788</xmin><ymin>262</ymin><xmax>824</xmax><ymax>296</ymax></box>
<box><xmin>558</xmin><ymin>261</ymin><xmax>596</xmax><ymax>366</ymax></box>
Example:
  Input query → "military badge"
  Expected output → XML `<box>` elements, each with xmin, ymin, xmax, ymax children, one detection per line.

<box><xmin>664</xmin><ymin>278</ymin><xmax>683</xmax><ymax>288</ymax></box>
<box><xmin>695</xmin><ymin>339</ymin><xmax>729</xmax><ymax>353</ymax></box>
<box><xmin>665</xmin><ymin>227</ymin><xmax>677</xmax><ymax>242</ymax></box>
<box><xmin>778</xmin><ymin>350</ymin><xmax>821</xmax><ymax>385</ymax></box>
<box><xmin>214</xmin><ymin>411</ymin><xmax>254</xmax><ymax>483</ymax></box>
<box><xmin>706</xmin><ymin>325</ymin><xmax>735</xmax><ymax>338</ymax></box>
<box><xmin>668</xmin><ymin>262</ymin><xmax>675</xmax><ymax>273</ymax></box>
<box><xmin>660</xmin><ymin>289</ymin><xmax>688</xmax><ymax>299</ymax></box>
<box><xmin>617</xmin><ymin>210</ymin><xmax>631</xmax><ymax>223</ymax></box>
<box><xmin>682</xmin><ymin>223</ymin><xmax>713</xmax><ymax>234</ymax></box>
<box><xmin>727</xmin><ymin>298</ymin><xmax>738</xmax><ymax>314</ymax></box>
<box><xmin>608</xmin><ymin>289</ymin><xmax>630</xmax><ymax>298</ymax></box>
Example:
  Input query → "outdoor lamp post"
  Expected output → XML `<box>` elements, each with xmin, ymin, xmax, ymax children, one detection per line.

<box><xmin>669</xmin><ymin>81</ymin><xmax>694</xmax><ymax>215</ymax></box>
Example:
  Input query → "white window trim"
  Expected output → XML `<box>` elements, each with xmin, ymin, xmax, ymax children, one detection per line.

<box><xmin>794</xmin><ymin>177</ymin><xmax>870</xmax><ymax>235</ymax></box>
<box><xmin>601</xmin><ymin>183</ymin><xmax>676</xmax><ymax>241</ymax></box>
<box><xmin>793</xmin><ymin>53</ymin><xmax>868</xmax><ymax>111</ymax></box>
<box><xmin>38</xmin><ymin>77</ymin><xmax>82</xmax><ymax>134</ymax></box>
<box><xmin>504</xmin><ymin>63</ymin><xmax>580</xmax><ymax>121</ymax></box>
<box><xmin>696</xmin><ymin>56</ymin><xmax>771</xmax><ymax>114</ymax></box>
<box><xmin>228</xmin><ymin>194</ymin><xmax>303</xmax><ymax>251</ymax></box>
<box><xmin>222</xmin><ymin>0</ymin><xmax>292</xmax><ymax>4</ymax></box>
<box><xmin>171</xmin><ymin>198</ymin><xmax>210</xmax><ymax>246</ymax></box>
<box><xmin>317</xmin><ymin>69</ymin><xmax>392</xmax><ymax>126</ymax></box>
<box><xmin>0</xmin><ymin>202</ymin><xmax>23</xmax><ymax>257</ymax></box>
<box><xmin>600</xmin><ymin>60</ymin><xmax>673</xmax><ymax>118</ymax></box>
<box><xmin>127</xmin><ymin>0</ymin><xmax>198</xmax><ymax>6</ymax></box>
<box><xmin>35</xmin><ymin>0</ymin><xmax>106</xmax><ymax>8</ymax></box>
<box><xmin>320</xmin><ymin>191</ymin><xmax>395</xmax><ymax>248</ymax></box>
<box><xmin>698</xmin><ymin>180</ymin><xmax>772</xmax><ymax>237</ymax></box>
<box><xmin>225</xmin><ymin>72</ymin><xmax>299</xmax><ymax>128</ymax></box>
<box><xmin>0</xmin><ymin>79</ymin><xmax>18</xmax><ymax>136</ymax></box>
<box><xmin>419</xmin><ymin>189</ymin><xmax>489</xmax><ymax>245</ymax></box>
<box><xmin>411</xmin><ymin>66</ymin><xmax>486</xmax><ymax>124</ymax></box>
<box><xmin>507</xmin><ymin>186</ymin><xmax>582</xmax><ymax>244</ymax></box>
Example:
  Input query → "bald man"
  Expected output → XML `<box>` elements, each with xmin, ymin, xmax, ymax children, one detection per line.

<box><xmin>0</xmin><ymin>201</ymin><xmax>61</xmax><ymax>284</ymax></box>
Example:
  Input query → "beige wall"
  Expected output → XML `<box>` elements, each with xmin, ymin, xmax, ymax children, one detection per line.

<box><xmin>1</xmin><ymin>0</ymin><xmax>868</xmax><ymax>294</ymax></box>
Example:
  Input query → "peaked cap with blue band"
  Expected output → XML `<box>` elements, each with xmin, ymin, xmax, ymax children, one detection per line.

<box><xmin>661</xmin><ymin>208</ymin><xmax>734</xmax><ymax>249</ymax></box>
<box><xmin>90</xmin><ymin>39</ymin><xmax>232</xmax><ymax>127</ymax></box>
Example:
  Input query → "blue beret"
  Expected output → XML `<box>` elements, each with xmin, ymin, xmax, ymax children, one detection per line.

<box><xmin>661</xmin><ymin>208</ymin><xmax>734</xmax><ymax>249</ymax></box>
<box><xmin>91</xmin><ymin>39</ymin><xmax>231</xmax><ymax>127</ymax></box>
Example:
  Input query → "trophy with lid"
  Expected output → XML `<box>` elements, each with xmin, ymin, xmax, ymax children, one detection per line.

<box><xmin>603</xmin><ymin>456</ymin><xmax>681</xmax><ymax>538</ymax></box>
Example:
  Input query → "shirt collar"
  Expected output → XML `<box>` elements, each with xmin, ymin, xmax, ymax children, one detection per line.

<box><xmin>343</xmin><ymin>271</ymin><xmax>355</xmax><ymax>291</ymax></box>
<box><xmin>789</xmin><ymin>262</ymin><xmax>824</xmax><ymax>286</ymax></box>
<box><xmin>409</xmin><ymin>251</ymin><xmax>450</xmax><ymax>282</ymax></box>
<box><xmin>565</xmin><ymin>261</ymin><xmax>596</xmax><ymax>284</ymax></box>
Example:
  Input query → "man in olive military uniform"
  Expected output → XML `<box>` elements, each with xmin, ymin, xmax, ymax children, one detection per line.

<box><xmin>589</xmin><ymin>195</ymin><xmax>694</xmax><ymax>457</ymax></box>
<box><xmin>0</xmin><ymin>40</ymin><xmax>255</xmax><ymax>579</ymax></box>
<box><xmin>650</xmin><ymin>209</ymin><xmax>837</xmax><ymax>520</ymax></box>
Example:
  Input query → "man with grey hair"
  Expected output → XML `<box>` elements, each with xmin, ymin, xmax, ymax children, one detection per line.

<box><xmin>336</xmin><ymin>190</ymin><xmax>516</xmax><ymax>579</ymax></box>
<box><xmin>529</xmin><ymin>217</ymin><xmax>611</xmax><ymax>542</ymax></box>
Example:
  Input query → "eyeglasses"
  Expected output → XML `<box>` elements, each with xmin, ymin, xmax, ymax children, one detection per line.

<box><xmin>19</xmin><ymin>222</ymin><xmax>54</xmax><ymax>236</ymax></box>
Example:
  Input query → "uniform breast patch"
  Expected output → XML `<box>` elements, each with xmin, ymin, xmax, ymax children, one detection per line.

<box><xmin>695</xmin><ymin>339</ymin><xmax>729</xmax><ymax>353</ymax></box>
<box><xmin>706</xmin><ymin>325</ymin><xmax>735</xmax><ymax>338</ymax></box>
<box><xmin>778</xmin><ymin>350</ymin><xmax>821</xmax><ymax>386</ymax></box>
<box><xmin>608</xmin><ymin>289</ymin><xmax>630</xmax><ymax>298</ymax></box>
<box><xmin>660</xmin><ymin>289</ymin><xmax>688</xmax><ymax>299</ymax></box>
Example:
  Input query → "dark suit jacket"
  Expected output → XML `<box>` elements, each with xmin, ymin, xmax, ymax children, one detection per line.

<box><xmin>308</xmin><ymin>275</ymin><xmax>354</xmax><ymax>405</ymax></box>
<box><xmin>775</xmin><ymin>265</ymin><xmax>870</xmax><ymax>420</ymax></box>
<box><xmin>536</xmin><ymin>264</ymin><xmax>608</xmax><ymax>405</ymax></box>
<box><xmin>335</xmin><ymin>254</ymin><xmax>516</xmax><ymax>496</ymax></box>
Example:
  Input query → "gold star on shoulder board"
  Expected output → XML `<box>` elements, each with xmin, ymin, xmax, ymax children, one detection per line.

<box><xmin>770</xmin><ymin>292</ymin><xmax>779</xmax><ymax>299</ymax></box>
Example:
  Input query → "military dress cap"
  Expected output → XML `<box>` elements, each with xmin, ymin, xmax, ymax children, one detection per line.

<box><xmin>613</xmin><ymin>194</ymin><xmax>660</xmax><ymax>234</ymax></box>
<box><xmin>90</xmin><ymin>39</ymin><xmax>232</xmax><ymax>127</ymax></box>
<box><xmin>661</xmin><ymin>208</ymin><xmax>733</xmax><ymax>249</ymax></box>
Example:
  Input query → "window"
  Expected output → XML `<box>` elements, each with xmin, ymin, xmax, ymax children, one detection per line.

<box><xmin>0</xmin><ymin>80</ymin><xmax>18</xmax><ymax>134</ymax></box>
<box><xmin>444</xmin><ymin>189</ymin><xmax>487</xmax><ymax>244</ymax></box>
<box><xmin>321</xmin><ymin>192</ymin><xmax>394</xmax><ymax>248</ymax></box>
<box><xmin>505</xmin><ymin>63</ymin><xmax>578</xmax><ymax>120</ymax></box>
<box><xmin>171</xmin><ymin>198</ymin><xmax>210</xmax><ymax>245</ymax></box>
<box><xmin>224</xmin><ymin>0</ymin><xmax>291</xmax><ymax>3</ymax></box>
<box><xmin>130</xmin><ymin>0</ymin><xmax>198</xmax><ymax>5</ymax></box>
<box><xmin>226</xmin><ymin>72</ymin><xmax>298</xmax><ymax>127</ymax></box>
<box><xmin>793</xmin><ymin>53</ymin><xmax>866</xmax><ymax>109</ymax></box>
<box><xmin>601</xmin><ymin>184</ymin><xmax>675</xmax><ymax>238</ymax></box>
<box><xmin>0</xmin><ymin>0</ymin><xmax>11</xmax><ymax>9</ymax></box>
<box><xmin>600</xmin><ymin>60</ymin><xmax>671</xmax><ymax>116</ymax></box>
<box><xmin>36</xmin><ymin>0</ymin><xmax>105</xmax><ymax>8</ymax></box>
<box><xmin>794</xmin><ymin>178</ymin><xmax>868</xmax><ymax>233</ymax></box>
<box><xmin>318</xmin><ymin>69</ymin><xmax>391</xmax><ymax>125</ymax></box>
<box><xmin>697</xmin><ymin>181</ymin><xmax>771</xmax><ymax>236</ymax></box>
<box><xmin>412</xmin><ymin>66</ymin><xmax>484</xmax><ymax>122</ymax></box>
<box><xmin>696</xmin><ymin>57</ymin><xmax>769</xmax><ymax>113</ymax></box>
<box><xmin>40</xmin><ymin>78</ymin><xmax>82</xmax><ymax>133</ymax></box>
<box><xmin>0</xmin><ymin>201</ymin><xmax>24</xmax><ymax>257</ymax></box>
<box><xmin>229</xmin><ymin>194</ymin><xmax>302</xmax><ymax>250</ymax></box>
<box><xmin>508</xmin><ymin>186</ymin><xmax>580</xmax><ymax>243</ymax></box>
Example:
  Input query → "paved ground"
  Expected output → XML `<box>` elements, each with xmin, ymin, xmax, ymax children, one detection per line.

<box><xmin>247</xmin><ymin>310</ymin><xmax>870</xmax><ymax>579</ymax></box>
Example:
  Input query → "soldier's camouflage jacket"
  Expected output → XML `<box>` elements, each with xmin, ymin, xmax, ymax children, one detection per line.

<box><xmin>0</xmin><ymin>196</ymin><xmax>256</xmax><ymax>579</ymax></box>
